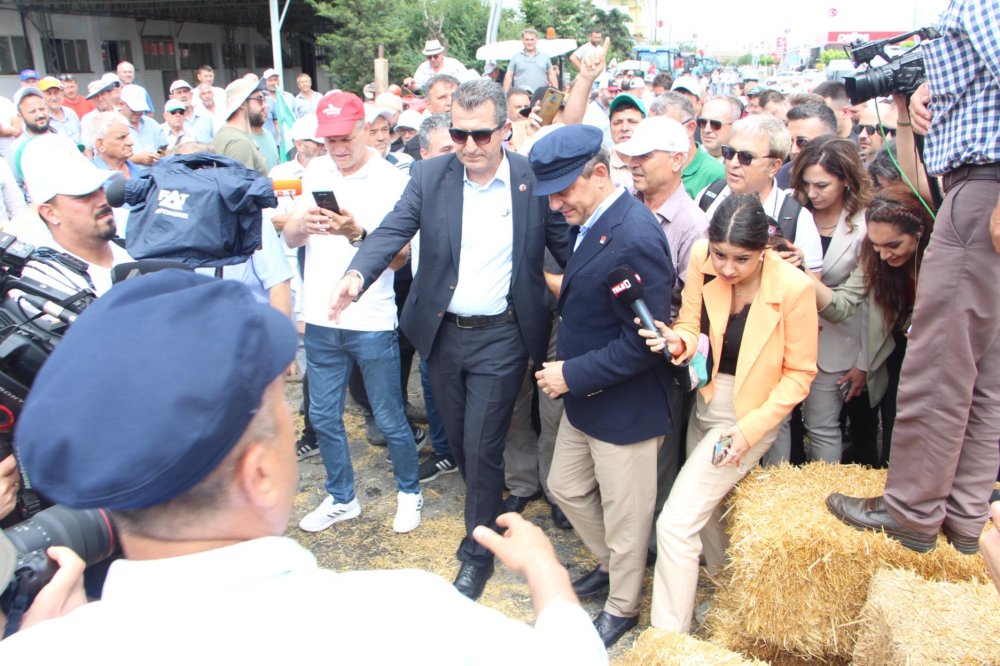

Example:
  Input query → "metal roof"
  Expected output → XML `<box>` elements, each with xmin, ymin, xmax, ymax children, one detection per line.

<box><xmin>1</xmin><ymin>0</ymin><xmax>333</xmax><ymax>37</ymax></box>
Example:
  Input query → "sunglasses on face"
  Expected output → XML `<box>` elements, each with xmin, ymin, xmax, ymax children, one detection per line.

<box><xmin>247</xmin><ymin>95</ymin><xmax>265</xmax><ymax>104</ymax></box>
<box><xmin>858</xmin><ymin>124</ymin><xmax>895</xmax><ymax>137</ymax></box>
<box><xmin>697</xmin><ymin>117</ymin><xmax>730</xmax><ymax>131</ymax></box>
<box><xmin>449</xmin><ymin>123</ymin><xmax>504</xmax><ymax>146</ymax></box>
<box><xmin>168</xmin><ymin>109</ymin><xmax>185</xmax><ymax>115</ymax></box>
<box><xmin>721</xmin><ymin>145</ymin><xmax>774</xmax><ymax>167</ymax></box>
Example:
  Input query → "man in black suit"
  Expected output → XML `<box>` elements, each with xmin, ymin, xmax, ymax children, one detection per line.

<box><xmin>531</xmin><ymin>125</ymin><xmax>676</xmax><ymax>647</ymax></box>
<box><xmin>329</xmin><ymin>79</ymin><xmax>569</xmax><ymax>600</ymax></box>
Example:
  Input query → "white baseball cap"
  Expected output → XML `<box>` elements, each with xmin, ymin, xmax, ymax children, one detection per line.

<box><xmin>22</xmin><ymin>134</ymin><xmax>116</xmax><ymax>204</ymax></box>
<box><xmin>169</xmin><ymin>79</ymin><xmax>193</xmax><ymax>93</ymax></box>
<box><xmin>262</xmin><ymin>68</ymin><xmax>279</xmax><ymax>80</ymax></box>
<box><xmin>364</xmin><ymin>105</ymin><xmax>393</xmax><ymax>125</ymax></box>
<box><xmin>614</xmin><ymin>116</ymin><xmax>691</xmax><ymax>157</ymax></box>
<box><xmin>289</xmin><ymin>115</ymin><xmax>322</xmax><ymax>143</ymax></box>
<box><xmin>395</xmin><ymin>109</ymin><xmax>424</xmax><ymax>131</ymax></box>
<box><xmin>671</xmin><ymin>75</ymin><xmax>702</xmax><ymax>97</ymax></box>
<box><xmin>120</xmin><ymin>84</ymin><xmax>150</xmax><ymax>112</ymax></box>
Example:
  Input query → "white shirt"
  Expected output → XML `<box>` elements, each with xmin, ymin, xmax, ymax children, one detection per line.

<box><xmin>447</xmin><ymin>155</ymin><xmax>513</xmax><ymax>316</ymax></box>
<box><xmin>0</xmin><ymin>96</ymin><xmax>18</xmax><ymax>158</ymax></box>
<box><xmin>22</xmin><ymin>240</ymin><xmax>132</xmax><ymax>297</ymax></box>
<box><xmin>301</xmin><ymin>150</ymin><xmax>407</xmax><ymax>330</ymax></box>
<box><xmin>413</xmin><ymin>56</ymin><xmax>468</xmax><ymax>90</ymax></box>
<box><xmin>195</xmin><ymin>217</ymin><xmax>293</xmax><ymax>304</ymax></box>
<box><xmin>700</xmin><ymin>179</ymin><xmax>824</xmax><ymax>272</ymax></box>
<box><xmin>0</xmin><ymin>537</ymin><xmax>608</xmax><ymax>666</ymax></box>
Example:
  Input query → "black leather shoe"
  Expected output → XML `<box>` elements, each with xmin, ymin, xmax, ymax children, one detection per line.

<box><xmin>453</xmin><ymin>561</ymin><xmax>494</xmax><ymax>600</ymax></box>
<box><xmin>502</xmin><ymin>489</ymin><xmax>543</xmax><ymax>513</ymax></box>
<box><xmin>942</xmin><ymin>524</ymin><xmax>979</xmax><ymax>555</ymax></box>
<box><xmin>592</xmin><ymin>611</ymin><xmax>638</xmax><ymax>648</ymax></box>
<box><xmin>550</xmin><ymin>503</ymin><xmax>572</xmax><ymax>529</ymax></box>
<box><xmin>572</xmin><ymin>566</ymin><xmax>610</xmax><ymax>599</ymax></box>
<box><xmin>826</xmin><ymin>494</ymin><xmax>938</xmax><ymax>553</ymax></box>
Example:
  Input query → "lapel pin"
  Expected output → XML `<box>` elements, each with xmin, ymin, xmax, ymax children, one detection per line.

<box><xmin>599</xmin><ymin>235</ymin><xmax>607</xmax><ymax>245</ymax></box>
<box><xmin>518</xmin><ymin>183</ymin><xmax>526</xmax><ymax>192</ymax></box>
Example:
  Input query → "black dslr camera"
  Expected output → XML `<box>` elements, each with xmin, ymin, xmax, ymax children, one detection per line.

<box><xmin>842</xmin><ymin>27</ymin><xmax>941</xmax><ymax>105</ymax></box>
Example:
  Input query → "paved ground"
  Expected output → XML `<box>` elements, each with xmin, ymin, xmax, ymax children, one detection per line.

<box><xmin>281</xmin><ymin>370</ymin><xmax>687</xmax><ymax>662</ymax></box>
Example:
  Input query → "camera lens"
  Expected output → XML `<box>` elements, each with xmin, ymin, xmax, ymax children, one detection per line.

<box><xmin>4</xmin><ymin>505</ymin><xmax>117</xmax><ymax>566</ymax></box>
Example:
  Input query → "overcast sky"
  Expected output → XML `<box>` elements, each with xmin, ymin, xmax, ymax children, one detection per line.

<box><xmin>631</xmin><ymin>0</ymin><xmax>949</xmax><ymax>51</ymax></box>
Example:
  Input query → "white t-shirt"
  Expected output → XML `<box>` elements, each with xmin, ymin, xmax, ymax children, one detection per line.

<box><xmin>22</xmin><ymin>240</ymin><xmax>132</xmax><ymax>297</ymax></box>
<box><xmin>300</xmin><ymin>150</ymin><xmax>407</xmax><ymax>330</ymax></box>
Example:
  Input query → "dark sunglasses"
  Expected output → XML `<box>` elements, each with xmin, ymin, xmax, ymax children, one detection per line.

<box><xmin>858</xmin><ymin>124</ymin><xmax>895</xmax><ymax>137</ymax></box>
<box><xmin>696</xmin><ymin>117</ymin><xmax>730</xmax><ymax>131</ymax></box>
<box><xmin>168</xmin><ymin>109</ymin><xmax>185</xmax><ymax>115</ymax></box>
<box><xmin>247</xmin><ymin>94</ymin><xmax>265</xmax><ymax>103</ymax></box>
<box><xmin>721</xmin><ymin>144</ymin><xmax>774</xmax><ymax>167</ymax></box>
<box><xmin>449</xmin><ymin>122</ymin><xmax>504</xmax><ymax>146</ymax></box>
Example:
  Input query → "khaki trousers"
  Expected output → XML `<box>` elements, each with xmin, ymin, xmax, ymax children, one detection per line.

<box><xmin>548</xmin><ymin>414</ymin><xmax>660</xmax><ymax>617</ymax></box>
<box><xmin>651</xmin><ymin>374</ymin><xmax>779</xmax><ymax>632</ymax></box>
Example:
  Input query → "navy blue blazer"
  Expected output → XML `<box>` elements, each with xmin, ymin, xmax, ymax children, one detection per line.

<box><xmin>346</xmin><ymin>151</ymin><xmax>570</xmax><ymax>366</ymax></box>
<box><xmin>558</xmin><ymin>191</ymin><xmax>676</xmax><ymax>444</ymax></box>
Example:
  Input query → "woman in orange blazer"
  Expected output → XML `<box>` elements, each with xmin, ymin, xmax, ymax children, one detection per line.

<box><xmin>640</xmin><ymin>193</ymin><xmax>818</xmax><ymax>633</ymax></box>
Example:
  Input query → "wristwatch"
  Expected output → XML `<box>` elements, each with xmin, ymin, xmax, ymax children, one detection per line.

<box><xmin>349</xmin><ymin>227</ymin><xmax>367</xmax><ymax>247</ymax></box>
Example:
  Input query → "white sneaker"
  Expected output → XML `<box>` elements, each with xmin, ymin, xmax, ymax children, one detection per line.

<box><xmin>298</xmin><ymin>496</ymin><xmax>361</xmax><ymax>532</ymax></box>
<box><xmin>392</xmin><ymin>491</ymin><xmax>423</xmax><ymax>534</ymax></box>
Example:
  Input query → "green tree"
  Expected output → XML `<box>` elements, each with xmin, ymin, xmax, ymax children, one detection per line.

<box><xmin>820</xmin><ymin>48</ymin><xmax>847</xmax><ymax>66</ymax></box>
<box><xmin>519</xmin><ymin>0</ymin><xmax>595</xmax><ymax>40</ymax></box>
<box><xmin>309</xmin><ymin>0</ymin><xmax>490</xmax><ymax>93</ymax></box>
<box><xmin>591</xmin><ymin>8</ymin><xmax>632</xmax><ymax>63</ymax></box>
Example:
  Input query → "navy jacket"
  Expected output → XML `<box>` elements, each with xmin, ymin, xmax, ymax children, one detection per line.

<box><xmin>347</xmin><ymin>152</ymin><xmax>570</xmax><ymax>366</ymax></box>
<box><xmin>558</xmin><ymin>191</ymin><xmax>676</xmax><ymax>444</ymax></box>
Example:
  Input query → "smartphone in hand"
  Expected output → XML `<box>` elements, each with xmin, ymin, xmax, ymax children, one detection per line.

<box><xmin>313</xmin><ymin>190</ymin><xmax>341</xmax><ymax>214</ymax></box>
<box><xmin>712</xmin><ymin>435</ymin><xmax>734</xmax><ymax>466</ymax></box>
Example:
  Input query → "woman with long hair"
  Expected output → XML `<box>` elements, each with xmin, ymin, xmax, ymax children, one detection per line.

<box><xmin>790</xmin><ymin>135</ymin><xmax>875</xmax><ymax>464</ymax></box>
<box><xmin>640</xmin><ymin>193</ymin><xmax>818</xmax><ymax>633</ymax></box>
<box><xmin>810</xmin><ymin>185</ymin><xmax>933</xmax><ymax>467</ymax></box>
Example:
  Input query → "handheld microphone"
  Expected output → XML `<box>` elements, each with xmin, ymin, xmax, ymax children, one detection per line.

<box><xmin>8</xmin><ymin>289</ymin><xmax>78</xmax><ymax>324</ymax></box>
<box><xmin>607</xmin><ymin>265</ymin><xmax>662</xmax><ymax>340</ymax></box>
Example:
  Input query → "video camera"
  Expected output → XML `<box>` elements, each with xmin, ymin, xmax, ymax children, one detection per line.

<box><xmin>842</xmin><ymin>27</ymin><xmax>941</xmax><ymax>105</ymax></box>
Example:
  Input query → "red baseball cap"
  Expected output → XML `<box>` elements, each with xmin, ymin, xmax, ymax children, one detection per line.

<box><xmin>315</xmin><ymin>92</ymin><xmax>365</xmax><ymax>137</ymax></box>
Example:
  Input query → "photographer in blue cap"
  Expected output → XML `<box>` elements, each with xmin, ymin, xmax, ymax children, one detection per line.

<box><xmin>529</xmin><ymin>125</ymin><xmax>675</xmax><ymax>647</ymax></box>
<box><xmin>0</xmin><ymin>270</ymin><xmax>606</xmax><ymax>663</ymax></box>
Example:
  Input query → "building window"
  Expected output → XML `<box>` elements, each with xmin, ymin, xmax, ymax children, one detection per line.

<box><xmin>253</xmin><ymin>44</ymin><xmax>272</xmax><ymax>70</ymax></box>
<box><xmin>223</xmin><ymin>43</ymin><xmax>248</xmax><ymax>70</ymax></box>
<box><xmin>142</xmin><ymin>36</ymin><xmax>175</xmax><ymax>70</ymax></box>
<box><xmin>101</xmin><ymin>40</ymin><xmax>134</xmax><ymax>72</ymax></box>
<box><xmin>0</xmin><ymin>36</ymin><xmax>31</xmax><ymax>74</ymax></box>
<box><xmin>179</xmin><ymin>42</ymin><xmax>213</xmax><ymax>70</ymax></box>
<box><xmin>48</xmin><ymin>38</ymin><xmax>91</xmax><ymax>73</ymax></box>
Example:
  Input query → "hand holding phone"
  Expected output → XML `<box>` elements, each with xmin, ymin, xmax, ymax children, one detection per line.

<box><xmin>712</xmin><ymin>435</ymin><xmax>734</xmax><ymax>467</ymax></box>
<box><xmin>313</xmin><ymin>190</ymin><xmax>341</xmax><ymax>215</ymax></box>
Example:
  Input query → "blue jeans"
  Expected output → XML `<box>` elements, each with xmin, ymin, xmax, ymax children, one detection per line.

<box><xmin>420</xmin><ymin>358</ymin><xmax>450</xmax><ymax>458</ymax></box>
<box><xmin>304</xmin><ymin>325</ymin><xmax>420</xmax><ymax>502</ymax></box>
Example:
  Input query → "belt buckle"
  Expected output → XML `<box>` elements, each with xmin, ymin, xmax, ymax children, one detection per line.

<box><xmin>454</xmin><ymin>315</ymin><xmax>474</xmax><ymax>329</ymax></box>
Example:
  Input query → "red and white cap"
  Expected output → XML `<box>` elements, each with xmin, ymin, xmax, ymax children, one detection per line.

<box><xmin>315</xmin><ymin>92</ymin><xmax>365</xmax><ymax>138</ymax></box>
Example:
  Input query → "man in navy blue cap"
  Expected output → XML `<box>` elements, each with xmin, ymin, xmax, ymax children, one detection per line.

<box><xmin>0</xmin><ymin>270</ymin><xmax>607</xmax><ymax>663</ymax></box>
<box><xmin>530</xmin><ymin>124</ymin><xmax>677</xmax><ymax>648</ymax></box>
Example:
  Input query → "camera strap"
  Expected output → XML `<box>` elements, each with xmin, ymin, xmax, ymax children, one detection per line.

<box><xmin>0</xmin><ymin>569</ymin><xmax>31</xmax><ymax>638</ymax></box>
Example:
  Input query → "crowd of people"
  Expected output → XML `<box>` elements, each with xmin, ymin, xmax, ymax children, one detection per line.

<box><xmin>0</xmin><ymin>0</ymin><xmax>998</xmax><ymax>658</ymax></box>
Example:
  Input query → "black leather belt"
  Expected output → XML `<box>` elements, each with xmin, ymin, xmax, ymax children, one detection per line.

<box><xmin>443</xmin><ymin>309</ymin><xmax>516</xmax><ymax>329</ymax></box>
<box><xmin>943</xmin><ymin>163</ymin><xmax>1000</xmax><ymax>192</ymax></box>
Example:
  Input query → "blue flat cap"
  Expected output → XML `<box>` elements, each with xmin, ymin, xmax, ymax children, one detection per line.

<box><xmin>529</xmin><ymin>125</ymin><xmax>604</xmax><ymax>196</ymax></box>
<box><xmin>15</xmin><ymin>270</ymin><xmax>297</xmax><ymax>510</ymax></box>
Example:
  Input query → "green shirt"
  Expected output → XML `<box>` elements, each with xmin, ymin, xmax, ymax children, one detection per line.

<box><xmin>682</xmin><ymin>144</ymin><xmax>725</xmax><ymax>200</ymax></box>
<box><xmin>212</xmin><ymin>125</ymin><xmax>268</xmax><ymax>175</ymax></box>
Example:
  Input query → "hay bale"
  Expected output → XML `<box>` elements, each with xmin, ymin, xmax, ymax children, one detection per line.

<box><xmin>620</xmin><ymin>628</ymin><xmax>767</xmax><ymax>665</ymax></box>
<box><xmin>852</xmin><ymin>568</ymin><xmax>1000</xmax><ymax>665</ymax></box>
<box><xmin>705</xmin><ymin>463</ymin><xmax>992</xmax><ymax>661</ymax></box>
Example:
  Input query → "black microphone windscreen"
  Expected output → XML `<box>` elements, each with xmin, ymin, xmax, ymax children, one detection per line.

<box><xmin>104</xmin><ymin>175</ymin><xmax>126</xmax><ymax>208</ymax></box>
<box><xmin>606</xmin><ymin>264</ymin><xmax>644</xmax><ymax>305</ymax></box>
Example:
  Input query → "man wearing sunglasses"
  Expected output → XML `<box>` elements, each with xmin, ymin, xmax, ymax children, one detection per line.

<box><xmin>775</xmin><ymin>102</ymin><xmax>838</xmax><ymax>189</ymax></box>
<box><xmin>698</xmin><ymin>97</ymin><xmax>741</xmax><ymax>162</ymax></box>
<box><xmin>330</xmin><ymin>79</ymin><xmax>570</xmax><ymax>601</ymax></box>
<box><xmin>413</xmin><ymin>39</ymin><xmax>467</xmax><ymax>92</ymax></box>
<box><xmin>213</xmin><ymin>76</ymin><xmax>269</xmax><ymax>175</ymax></box>
<box><xmin>856</xmin><ymin>101</ymin><xmax>897</xmax><ymax>166</ymax></box>
<box><xmin>160</xmin><ymin>99</ymin><xmax>197</xmax><ymax>152</ymax></box>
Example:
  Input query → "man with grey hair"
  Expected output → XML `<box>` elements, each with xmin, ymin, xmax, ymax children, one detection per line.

<box><xmin>328</xmin><ymin>79</ymin><xmax>570</xmax><ymax>601</ymax></box>
<box><xmin>424</xmin><ymin>74</ymin><xmax>461</xmax><ymax>115</ymax></box>
<box><xmin>417</xmin><ymin>112</ymin><xmax>453</xmax><ymax>159</ymax></box>
<box><xmin>650</xmin><ymin>91</ymin><xmax>724</xmax><ymax>199</ymax></box>
<box><xmin>504</xmin><ymin>29</ymin><xmax>558</xmax><ymax>92</ymax></box>
<box><xmin>699</xmin><ymin>113</ymin><xmax>823</xmax><ymax>274</ymax></box>
<box><xmin>698</xmin><ymin>96</ymin><xmax>742</xmax><ymax>162</ymax></box>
